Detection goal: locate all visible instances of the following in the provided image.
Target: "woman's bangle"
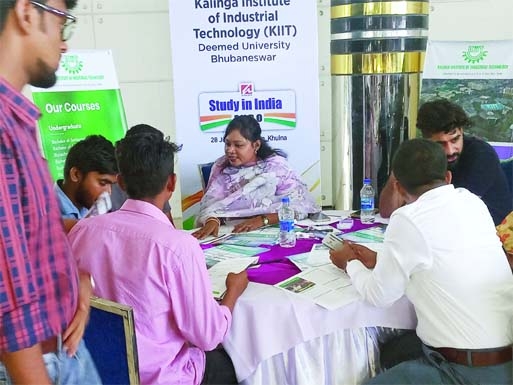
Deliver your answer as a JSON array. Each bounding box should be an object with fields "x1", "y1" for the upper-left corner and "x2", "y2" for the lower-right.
[{"x1": 206, "y1": 217, "x2": 221, "y2": 226}]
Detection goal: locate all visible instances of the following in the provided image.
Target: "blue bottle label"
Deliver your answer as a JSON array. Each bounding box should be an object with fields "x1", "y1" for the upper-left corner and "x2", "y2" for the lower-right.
[
  {"x1": 279, "y1": 220, "x2": 294, "y2": 232},
  {"x1": 361, "y1": 197, "x2": 374, "y2": 210}
]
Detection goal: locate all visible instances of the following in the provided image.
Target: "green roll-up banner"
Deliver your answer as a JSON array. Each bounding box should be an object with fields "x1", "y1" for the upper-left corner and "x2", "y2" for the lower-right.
[{"x1": 32, "y1": 49, "x2": 127, "y2": 180}]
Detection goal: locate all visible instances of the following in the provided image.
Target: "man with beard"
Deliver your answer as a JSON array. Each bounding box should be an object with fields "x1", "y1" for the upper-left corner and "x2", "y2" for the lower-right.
[
  {"x1": 55, "y1": 134, "x2": 118, "y2": 220},
  {"x1": 0, "y1": 1, "x2": 101, "y2": 383},
  {"x1": 379, "y1": 98, "x2": 511, "y2": 225}
]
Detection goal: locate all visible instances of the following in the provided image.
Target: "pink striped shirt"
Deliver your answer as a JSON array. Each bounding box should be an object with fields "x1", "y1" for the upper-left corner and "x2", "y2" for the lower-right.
[{"x1": 0, "y1": 78, "x2": 78, "y2": 352}]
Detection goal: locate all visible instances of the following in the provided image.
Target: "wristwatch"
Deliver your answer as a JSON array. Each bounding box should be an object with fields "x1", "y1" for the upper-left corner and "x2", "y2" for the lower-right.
[{"x1": 261, "y1": 215, "x2": 269, "y2": 226}]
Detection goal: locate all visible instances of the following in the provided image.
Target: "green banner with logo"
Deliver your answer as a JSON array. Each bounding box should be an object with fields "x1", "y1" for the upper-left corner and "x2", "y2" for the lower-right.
[
  {"x1": 31, "y1": 50, "x2": 127, "y2": 180},
  {"x1": 421, "y1": 40, "x2": 513, "y2": 158}
]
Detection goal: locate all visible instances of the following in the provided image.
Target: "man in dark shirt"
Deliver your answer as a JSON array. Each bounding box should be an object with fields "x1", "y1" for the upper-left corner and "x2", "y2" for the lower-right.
[{"x1": 380, "y1": 99, "x2": 511, "y2": 225}]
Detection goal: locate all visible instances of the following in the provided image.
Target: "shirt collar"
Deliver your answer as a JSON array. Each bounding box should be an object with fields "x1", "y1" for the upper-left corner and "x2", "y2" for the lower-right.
[
  {"x1": 0, "y1": 77, "x2": 41, "y2": 125},
  {"x1": 54, "y1": 180, "x2": 88, "y2": 219},
  {"x1": 119, "y1": 199, "x2": 171, "y2": 225}
]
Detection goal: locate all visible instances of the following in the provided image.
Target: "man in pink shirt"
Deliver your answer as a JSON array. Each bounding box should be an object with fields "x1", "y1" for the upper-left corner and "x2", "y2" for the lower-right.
[{"x1": 68, "y1": 129, "x2": 248, "y2": 385}]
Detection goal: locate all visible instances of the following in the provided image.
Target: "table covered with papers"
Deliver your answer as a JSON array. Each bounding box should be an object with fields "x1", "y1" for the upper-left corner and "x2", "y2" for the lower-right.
[{"x1": 201, "y1": 215, "x2": 417, "y2": 385}]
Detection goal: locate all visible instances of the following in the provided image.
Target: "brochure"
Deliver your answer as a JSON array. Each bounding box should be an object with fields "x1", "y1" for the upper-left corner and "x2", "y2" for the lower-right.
[
  {"x1": 208, "y1": 257, "x2": 258, "y2": 299},
  {"x1": 275, "y1": 264, "x2": 360, "y2": 310},
  {"x1": 204, "y1": 244, "x2": 268, "y2": 268},
  {"x1": 341, "y1": 225, "x2": 387, "y2": 243}
]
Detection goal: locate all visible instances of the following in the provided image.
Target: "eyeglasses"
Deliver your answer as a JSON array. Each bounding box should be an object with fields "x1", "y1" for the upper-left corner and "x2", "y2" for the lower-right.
[{"x1": 30, "y1": 1, "x2": 77, "y2": 42}]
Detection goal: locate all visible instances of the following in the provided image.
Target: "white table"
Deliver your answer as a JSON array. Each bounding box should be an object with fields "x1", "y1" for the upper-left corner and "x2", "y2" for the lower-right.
[{"x1": 223, "y1": 283, "x2": 416, "y2": 385}]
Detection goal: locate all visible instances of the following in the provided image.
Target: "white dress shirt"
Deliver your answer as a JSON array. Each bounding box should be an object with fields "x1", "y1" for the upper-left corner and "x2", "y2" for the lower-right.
[{"x1": 347, "y1": 184, "x2": 513, "y2": 349}]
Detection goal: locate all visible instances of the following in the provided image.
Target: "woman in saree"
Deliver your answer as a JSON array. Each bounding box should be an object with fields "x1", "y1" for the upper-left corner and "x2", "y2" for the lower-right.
[{"x1": 192, "y1": 115, "x2": 319, "y2": 239}]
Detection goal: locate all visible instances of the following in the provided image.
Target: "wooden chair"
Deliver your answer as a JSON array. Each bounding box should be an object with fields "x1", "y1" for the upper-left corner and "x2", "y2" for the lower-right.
[{"x1": 83, "y1": 297, "x2": 140, "y2": 385}]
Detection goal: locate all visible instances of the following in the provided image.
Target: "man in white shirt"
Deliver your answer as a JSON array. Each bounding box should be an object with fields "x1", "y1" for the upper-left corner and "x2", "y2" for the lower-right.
[{"x1": 330, "y1": 138, "x2": 513, "y2": 384}]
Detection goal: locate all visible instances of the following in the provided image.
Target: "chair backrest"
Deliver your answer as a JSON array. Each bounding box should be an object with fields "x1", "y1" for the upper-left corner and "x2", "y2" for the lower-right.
[
  {"x1": 84, "y1": 297, "x2": 140, "y2": 385},
  {"x1": 198, "y1": 162, "x2": 214, "y2": 191}
]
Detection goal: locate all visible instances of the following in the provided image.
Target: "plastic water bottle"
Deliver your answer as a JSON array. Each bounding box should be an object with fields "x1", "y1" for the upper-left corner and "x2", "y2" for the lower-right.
[
  {"x1": 278, "y1": 196, "x2": 296, "y2": 248},
  {"x1": 360, "y1": 178, "x2": 375, "y2": 224}
]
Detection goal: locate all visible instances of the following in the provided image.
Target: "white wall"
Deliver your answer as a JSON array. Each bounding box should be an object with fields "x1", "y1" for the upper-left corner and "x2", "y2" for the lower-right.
[{"x1": 67, "y1": 0, "x2": 513, "y2": 217}]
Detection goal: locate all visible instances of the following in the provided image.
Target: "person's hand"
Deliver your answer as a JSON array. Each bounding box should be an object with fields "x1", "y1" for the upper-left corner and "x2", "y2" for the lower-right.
[
  {"x1": 329, "y1": 242, "x2": 377, "y2": 270},
  {"x1": 221, "y1": 271, "x2": 249, "y2": 312},
  {"x1": 349, "y1": 243, "x2": 377, "y2": 269},
  {"x1": 232, "y1": 216, "x2": 263, "y2": 233},
  {"x1": 192, "y1": 218, "x2": 220, "y2": 239},
  {"x1": 225, "y1": 271, "x2": 249, "y2": 295},
  {"x1": 62, "y1": 272, "x2": 91, "y2": 356},
  {"x1": 329, "y1": 243, "x2": 357, "y2": 270}
]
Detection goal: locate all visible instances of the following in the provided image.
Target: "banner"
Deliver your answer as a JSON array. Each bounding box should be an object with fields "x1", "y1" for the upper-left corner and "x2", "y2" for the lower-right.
[
  {"x1": 32, "y1": 49, "x2": 127, "y2": 180},
  {"x1": 421, "y1": 40, "x2": 513, "y2": 158},
  {"x1": 169, "y1": 0, "x2": 321, "y2": 229}
]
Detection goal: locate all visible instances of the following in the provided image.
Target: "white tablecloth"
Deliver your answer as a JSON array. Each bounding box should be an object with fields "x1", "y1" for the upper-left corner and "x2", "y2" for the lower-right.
[{"x1": 223, "y1": 282, "x2": 416, "y2": 384}]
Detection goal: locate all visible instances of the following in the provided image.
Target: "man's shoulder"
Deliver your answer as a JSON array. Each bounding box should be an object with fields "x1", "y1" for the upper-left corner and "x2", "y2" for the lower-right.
[{"x1": 463, "y1": 135, "x2": 496, "y2": 154}]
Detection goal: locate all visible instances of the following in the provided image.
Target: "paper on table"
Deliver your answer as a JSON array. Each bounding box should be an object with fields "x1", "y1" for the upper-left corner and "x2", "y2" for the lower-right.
[
  {"x1": 274, "y1": 264, "x2": 360, "y2": 310},
  {"x1": 215, "y1": 232, "x2": 279, "y2": 247},
  {"x1": 209, "y1": 257, "x2": 258, "y2": 299},
  {"x1": 204, "y1": 244, "x2": 268, "y2": 268},
  {"x1": 341, "y1": 225, "x2": 387, "y2": 243},
  {"x1": 289, "y1": 244, "x2": 331, "y2": 271}
]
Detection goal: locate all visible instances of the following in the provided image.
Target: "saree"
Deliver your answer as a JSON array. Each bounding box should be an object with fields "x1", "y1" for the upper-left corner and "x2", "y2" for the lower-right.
[{"x1": 196, "y1": 155, "x2": 320, "y2": 226}]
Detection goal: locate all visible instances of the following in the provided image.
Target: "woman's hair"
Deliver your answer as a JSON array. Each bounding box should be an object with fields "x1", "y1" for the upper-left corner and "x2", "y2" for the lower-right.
[{"x1": 223, "y1": 115, "x2": 287, "y2": 160}]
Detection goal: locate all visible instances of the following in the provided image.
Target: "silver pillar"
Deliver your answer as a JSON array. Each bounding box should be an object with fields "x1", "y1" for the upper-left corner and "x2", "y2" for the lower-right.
[{"x1": 331, "y1": 1, "x2": 429, "y2": 209}]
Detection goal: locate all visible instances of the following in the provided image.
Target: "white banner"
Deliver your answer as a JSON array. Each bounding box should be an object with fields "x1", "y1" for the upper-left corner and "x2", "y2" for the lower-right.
[
  {"x1": 421, "y1": 40, "x2": 513, "y2": 158},
  {"x1": 169, "y1": 0, "x2": 321, "y2": 228}
]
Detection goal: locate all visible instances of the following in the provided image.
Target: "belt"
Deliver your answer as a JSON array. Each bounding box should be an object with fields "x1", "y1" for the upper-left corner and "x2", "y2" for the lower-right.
[
  {"x1": 430, "y1": 346, "x2": 512, "y2": 367},
  {"x1": 40, "y1": 336, "x2": 58, "y2": 355}
]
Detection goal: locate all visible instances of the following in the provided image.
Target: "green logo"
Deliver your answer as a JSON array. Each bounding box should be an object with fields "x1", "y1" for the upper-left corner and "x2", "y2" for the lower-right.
[
  {"x1": 462, "y1": 45, "x2": 488, "y2": 64},
  {"x1": 61, "y1": 55, "x2": 84, "y2": 75}
]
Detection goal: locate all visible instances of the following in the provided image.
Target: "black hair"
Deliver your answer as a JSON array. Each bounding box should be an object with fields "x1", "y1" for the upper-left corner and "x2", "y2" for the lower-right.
[
  {"x1": 224, "y1": 115, "x2": 286, "y2": 159},
  {"x1": 392, "y1": 138, "x2": 447, "y2": 195},
  {"x1": 417, "y1": 99, "x2": 472, "y2": 137},
  {"x1": 0, "y1": 1, "x2": 78, "y2": 33},
  {"x1": 63, "y1": 135, "x2": 117, "y2": 179},
  {"x1": 115, "y1": 132, "x2": 181, "y2": 200},
  {"x1": 125, "y1": 123, "x2": 164, "y2": 139}
]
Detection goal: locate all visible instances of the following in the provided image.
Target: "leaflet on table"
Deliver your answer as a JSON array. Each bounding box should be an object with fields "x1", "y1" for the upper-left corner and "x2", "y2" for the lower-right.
[
  {"x1": 208, "y1": 257, "x2": 258, "y2": 299},
  {"x1": 341, "y1": 225, "x2": 387, "y2": 243},
  {"x1": 274, "y1": 264, "x2": 360, "y2": 310},
  {"x1": 213, "y1": 231, "x2": 279, "y2": 247},
  {"x1": 204, "y1": 244, "x2": 269, "y2": 268},
  {"x1": 289, "y1": 243, "x2": 331, "y2": 271}
]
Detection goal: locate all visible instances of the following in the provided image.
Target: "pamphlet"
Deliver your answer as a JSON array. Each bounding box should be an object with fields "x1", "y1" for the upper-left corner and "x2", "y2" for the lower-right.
[
  {"x1": 214, "y1": 232, "x2": 279, "y2": 247},
  {"x1": 208, "y1": 257, "x2": 258, "y2": 299},
  {"x1": 341, "y1": 225, "x2": 387, "y2": 243},
  {"x1": 275, "y1": 264, "x2": 360, "y2": 310},
  {"x1": 204, "y1": 244, "x2": 268, "y2": 268},
  {"x1": 289, "y1": 244, "x2": 331, "y2": 271}
]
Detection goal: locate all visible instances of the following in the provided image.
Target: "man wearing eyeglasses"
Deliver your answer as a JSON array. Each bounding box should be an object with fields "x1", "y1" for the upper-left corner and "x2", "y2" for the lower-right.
[{"x1": 0, "y1": 1, "x2": 101, "y2": 384}]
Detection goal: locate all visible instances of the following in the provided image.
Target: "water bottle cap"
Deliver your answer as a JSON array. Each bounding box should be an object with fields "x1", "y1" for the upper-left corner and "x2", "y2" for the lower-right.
[
  {"x1": 281, "y1": 196, "x2": 290, "y2": 203},
  {"x1": 363, "y1": 178, "x2": 371, "y2": 184}
]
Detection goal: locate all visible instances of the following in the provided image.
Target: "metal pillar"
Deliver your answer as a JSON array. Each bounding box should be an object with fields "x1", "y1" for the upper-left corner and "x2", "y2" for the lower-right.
[{"x1": 331, "y1": 0, "x2": 429, "y2": 209}]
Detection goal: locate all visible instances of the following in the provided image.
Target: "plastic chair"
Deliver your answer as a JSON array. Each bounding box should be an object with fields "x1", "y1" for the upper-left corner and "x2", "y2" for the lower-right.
[{"x1": 83, "y1": 297, "x2": 140, "y2": 385}]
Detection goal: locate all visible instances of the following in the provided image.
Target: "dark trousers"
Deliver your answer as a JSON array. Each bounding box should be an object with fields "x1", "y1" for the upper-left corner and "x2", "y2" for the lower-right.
[
  {"x1": 202, "y1": 347, "x2": 238, "y2": 385},
  {"x1": 380, "y1": 329, "x2": 424, "y2": 369}
]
